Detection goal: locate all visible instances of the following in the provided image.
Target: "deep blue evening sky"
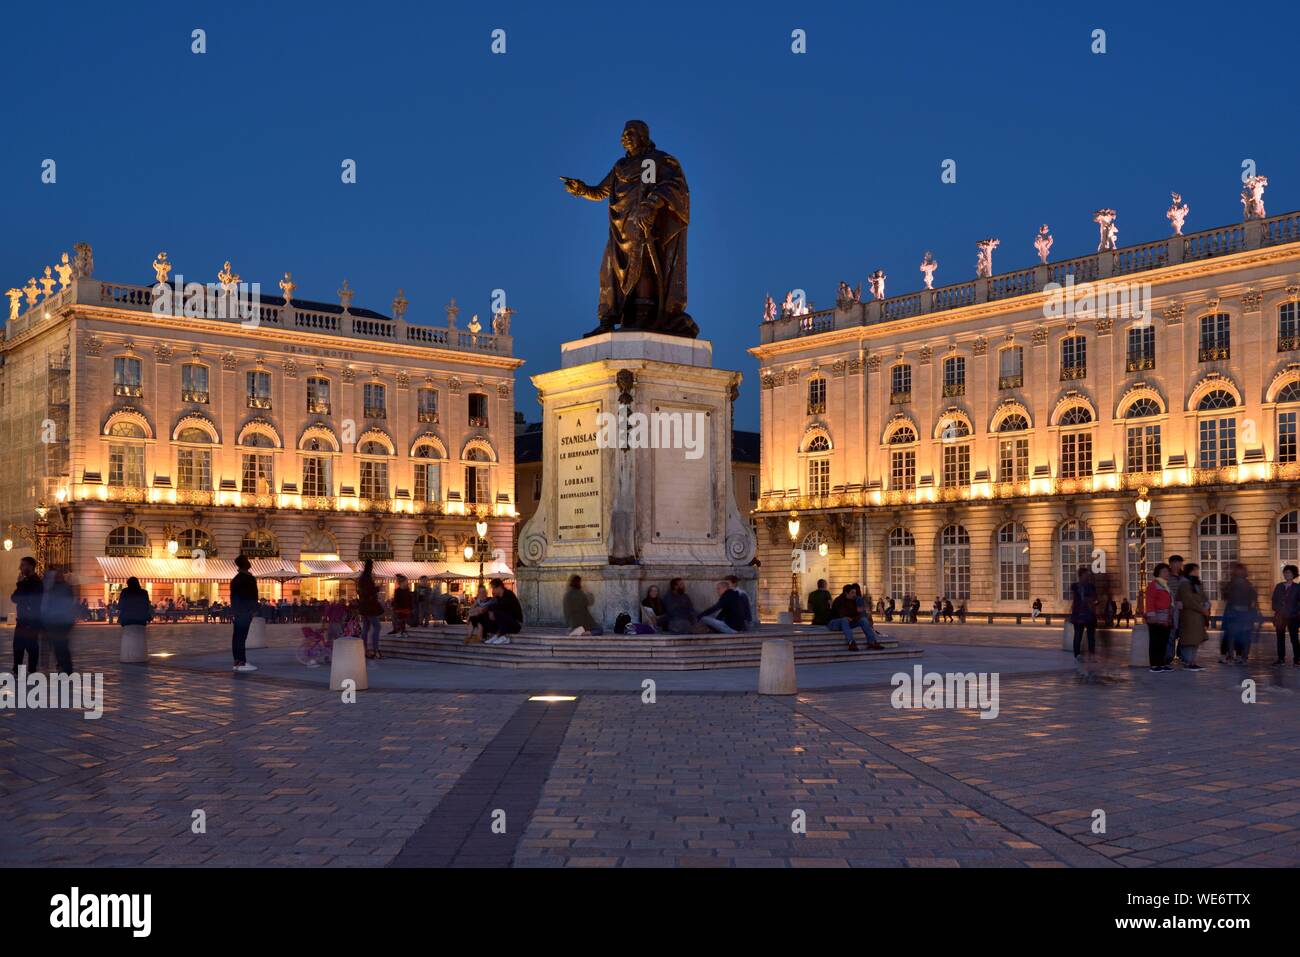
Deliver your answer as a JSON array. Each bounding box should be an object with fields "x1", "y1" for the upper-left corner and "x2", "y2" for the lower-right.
[{"x1": 4, "y1": 1, "x2": 1297, "y2": 430}]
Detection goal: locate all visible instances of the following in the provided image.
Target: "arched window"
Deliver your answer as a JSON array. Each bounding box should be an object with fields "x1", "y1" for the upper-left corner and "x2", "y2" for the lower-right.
[
  {"x1": 1058, "y1": 520, "x2": 1093, "y2": 600},
  {"x1": 241, "y1": 431, "x2": 275, "y2": 448},
  {"x1": 240, "y1": 528, "x2": 278, "y2": 558},
  {"x1": 938, "y1": 417, "x2": 971, "y2": 488},
  {"x1": 997, "y1": 414, "x2": 1030, "y2": 483},
  {"x1": 940, "y1": 525, "x2": 971, "y2": 600},
  {"x1": 1058, "y1": 407, "x2": 1093, "y2": 479},
  {"x1": 413, "y1": 443, "x2": 443, "y2": 503},
  {"x1": 888, "y1": 425, "x2": 916, "y2": 490},
  {"x1": 358, "y1": 440, "x2": 389, "y2": 456},
  {"x1": 1279, "y1": 511, "x2": 1300, "y2": 569},
  {"x1": 1197, "y1": 389, "x2": 1236, "y2": 411},
  {"x1": 1124, "y1": 518, "x2": 1163, "y2": 601},
  {"x1": 1197, "y1": 391, "x2": 1237, "y2": 468},
  {"x1": 1125, "y1": 398, "x2": 1161, "y2": 419},
  {"x1": 176, "y1": 426, "x2": 213, "y2": 491},
  {"x1": 358, "y1": 532, "x2": 392, "y2": 560},
  {"x1": 301, "y1": 528, "x2": 338, "y2": 556},
  {"x1": 413, "y1": 534, "x2": 444, "y2": 561},
  {"x1": 806, "y1": 435, "x2": 831, "y2": 452},
  {"x1": 106, "y1": 525, "x2": 149, "y2": 557},
  {"x1": 997, "y1": 523, "x2": 1029, "y2": 602},
  {"x1": 108, "y1": 420, "x2": 146, "y2": 438},
  {"x1": 1198, "y1": 514, "x2": 1239, "y2": 600},
  {"x1": 1125, "y1": 400, "x2": 1162, "y2": 473},
  {"x1": 888, "y1": 528, "x2": 916, "y2": 601},
  {"x1": 176, "y1": 427, "x2": 212, "y2": 443},
  {"x1": 1277, "y1": 383, "x2": 1300, "y2": 465},
  {"x1": 177, "y1": 528, "x2": 216, "y2": 559}
]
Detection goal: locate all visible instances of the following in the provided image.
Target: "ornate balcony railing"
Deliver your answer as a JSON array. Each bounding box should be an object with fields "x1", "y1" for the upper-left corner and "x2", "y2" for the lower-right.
[
  {"x1": 757, "y1": 210, "x2": 1300, "y2": 346},
  {"x1": 890, "y1": 390, "x2": 911, "y2": 405},
  {"x1": 1198, "y1": 346, "x2": 1230, "y2": 362},
  {"x1": 942, "y1": 383, "x2": 965, "y2": 397},
  {"x1": 307, "y1": 400, "x2": 331, "y2": 415},
  {"x1": 418, "y1": 410, "x2": 439, "y2": 423},
  {"x1": 113, "y1": 383, "x2": 142, "y2": 397},
  {"x1": 1278, "y1": 335, "x2": 1300, "y2": 353},
  {"x1": 998, "y1": 374, "x2": 1023, "y2": 390},
  {"x1": 806, "y1": 402, "x2": 826, "y2": 415},
  {"x1": 1061, "y1": 365, "x2": 1087, "y2": 381},
  {"x1": 182, "y1": 389, "x2": 209, "y2": 403},
  {"x1": 364, "y1": 406, "x2": 387, "y2": 419},
  {"x1": 1125, "y1": 356, "x2": 1156, "y2": 373},
  {"x1": 246, "y1": 396, "x2": 272, "y2": 410}
]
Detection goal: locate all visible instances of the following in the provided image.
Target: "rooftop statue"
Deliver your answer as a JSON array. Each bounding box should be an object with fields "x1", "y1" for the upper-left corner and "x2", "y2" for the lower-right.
[
  {"x1": 1166, "y1": 193, "x2": 1189, "y2": 235},
  {"x1": 562, "y1": 120, "x2": 697, "y2": 338}
]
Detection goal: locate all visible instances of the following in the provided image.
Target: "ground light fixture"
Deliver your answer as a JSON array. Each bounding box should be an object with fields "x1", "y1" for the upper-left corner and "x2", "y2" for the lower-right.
[{"x1": 528, "y1": 695, "x2": 578, "y2": 702}]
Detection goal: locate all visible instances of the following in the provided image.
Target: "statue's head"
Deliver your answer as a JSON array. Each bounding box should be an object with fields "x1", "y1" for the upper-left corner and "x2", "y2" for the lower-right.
[{"x1": 621, "y1": 120, "x2": 652, "y2": 154}]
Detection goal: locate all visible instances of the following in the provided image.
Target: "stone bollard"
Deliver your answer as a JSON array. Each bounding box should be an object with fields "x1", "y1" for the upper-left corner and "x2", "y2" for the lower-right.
[
  {"x1": 330, "y1": 637, "x2": 369, "y2": 691},
  {"x1": 244, "y1": 616, "x2": 268, "y2": 649},
  {"x1": 1129, "y1": 623, "x2": 1151, "y2": 667},
  {"x1": 775, "y1": 611, "x2": 793, "y2": 625},
  {"x1": 758, "y1": 639, "x2": 796, "y2": 695},
  {"x1": 120, "y1": 625, "x2": 148, "y2": 663}
]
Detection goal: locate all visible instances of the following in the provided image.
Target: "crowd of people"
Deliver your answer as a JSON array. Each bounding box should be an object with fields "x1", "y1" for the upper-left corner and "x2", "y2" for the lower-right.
[{"x1": 562, "y1": 575, "x2": 755, "y2": 637}]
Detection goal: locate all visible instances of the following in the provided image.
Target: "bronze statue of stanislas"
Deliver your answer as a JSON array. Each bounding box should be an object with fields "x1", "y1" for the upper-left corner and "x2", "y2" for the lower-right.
[{"x1": 562, "y1": 120, "x2": 698, "y2": 339}]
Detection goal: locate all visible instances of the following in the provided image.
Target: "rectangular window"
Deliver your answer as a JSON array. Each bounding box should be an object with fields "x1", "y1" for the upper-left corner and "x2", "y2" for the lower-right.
[
  {"x1": 177, "y1": 448, "x2": 212, "y2": 490},
  {"x1": 998, "y1": 438, "x2": 1028, "y2": 482},
  {"x1": 998, "y1": 347, "x2": 1023, "y2": 389},
  {"x1": 808, "y1": 458, "x2": 830, "y2": 496},
  {"x1": 891, "y1": 365, "x2": 912, "y2": 404},
  {"x1": 1280, "y1": 302, "x2": 1300, "y2": 352},
  {"x1": 108, "y1": 445, "x2": 144, "y2": 487},
  {"x1": 748, "y1": 473, "x2": 758, "y2": 503},
  {"x1": 241, "y1": 453, "x2": 274, "y2": 495},
  {"x1": 1198, "y1": 417, "x2": 1236, "y2": 467},
  {"x1": 890, "y1": 449, "x2": 916, "y2": 490},
  {"x1": 246, "y1": 370, "x2": 272, "y2": 409},
  {"x1": 359, "y1": 460, "x2": 388, "y2": 500},
  {"x1": 1126, "y1": 326, "x2": 1156, "y2": 372},
  {"x1": 1061, "y1": 337, "x2": 1087, "y2": 380},
  {"x1": 113, "y1": 357, "x2": 142, "y2": 397},
  {"x1": 942, "y1": 358, "x2": 965, "y2": 397},
  {"x1": 807, "y1": 378, "x2": 826, "y2": 414},
  {"x1": 1199, "y1": 314, "x2": 1230, "y2": 361},
  {"x1": 181, "y1": 364, "x2": 209, "y2": 403},
  {"x1": 1125, "y1": 425, "x2": 1162, "y2": 472},
  {"x1": 1060, "y1": 431, "x2": 1093, "y2": 478},
  {"x1": 465, "y1": 465, "x2": 490, "y2": 503},
  {"x1": 302, "y1": 456, "x2": 331, "y2": 497},
  {"x1": 307, "y1": 377, "x2": 331, "y2": 415},
  {"x1": 364, "y1": 382, "x2": 387, "y2": 419},
  {"x1": 468, "y1": 392, "x2": 489, "y2": 427},
  {"x1": 1280, "y1": 411, "x2": 1298, "y2": 464},
  {"x1": 418, "y1": 388, "x2": 439, "y2": 423},
  {"x1": 941, "y1": 444, "x2": 970, "y2": 487},
  {"x1": 414, "y1": 462, "x2": 441, "y2": 503}
]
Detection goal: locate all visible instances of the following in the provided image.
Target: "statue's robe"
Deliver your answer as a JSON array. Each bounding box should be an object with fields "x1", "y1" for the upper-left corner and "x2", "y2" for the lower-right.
[{"x1": 576, "y1": 147, "x2": 693, "y2": 336}]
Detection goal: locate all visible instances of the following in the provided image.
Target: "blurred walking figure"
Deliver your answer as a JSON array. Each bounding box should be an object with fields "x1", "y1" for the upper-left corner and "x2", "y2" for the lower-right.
[
  {"x1": 11, "y1": 556, "x2": 42, "y2": 672},
  {"x1": 389, "y1": 575, "x2": 413, "y2": 635},
  {"x1": 1270, "y1": 565, "x2": 1300, "y2": 665},
  {"x1": 1173, "y1": 563, "x2": 1208, "y2": 671},
  {"x1": 1221, "y1": 563, "x2": 1259, "y2": 665},
  {"x1": 1069, "y1": 566, "x2": 1098, "y2": 661},
  {"x1": 356, "y1": 559, "x2": 384, "y2": 659},
  {"x1": 41, "y1": 569, "x2": 78, "y2": 675}
]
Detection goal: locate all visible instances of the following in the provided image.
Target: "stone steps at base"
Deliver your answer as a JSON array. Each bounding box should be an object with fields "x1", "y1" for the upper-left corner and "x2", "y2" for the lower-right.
[{"x1": 377, "y1": 631, "x2": 921, "y2": 670}]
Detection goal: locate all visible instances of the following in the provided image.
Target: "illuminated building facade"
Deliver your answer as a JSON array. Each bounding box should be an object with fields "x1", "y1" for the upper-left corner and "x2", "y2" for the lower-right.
[
  {"x1": 751, "y1": 206, "x2": 1300, "y2": 618},
  {"x1": 0, "y1": 245, "x2": 522, "y2": 609}
]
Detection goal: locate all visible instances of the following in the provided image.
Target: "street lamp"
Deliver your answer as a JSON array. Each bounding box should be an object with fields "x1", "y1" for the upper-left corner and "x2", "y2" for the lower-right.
[
  {"x1": 2, "y1": 539, "x2": 11, "y2": 552},
  {"x1": 787, "y1": 513, "x2": 802, "y2": 623},
  {"x1": 167, "y1": 539, "x2": 180, "y2": 556},
  {"x1": 1134, "y1": 487, "x2": 1151, "y2": 617}
]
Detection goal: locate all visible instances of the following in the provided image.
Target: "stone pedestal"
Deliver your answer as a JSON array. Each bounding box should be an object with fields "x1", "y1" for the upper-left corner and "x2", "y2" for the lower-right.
[
  {"x1": 120, "y1": 625, "x2": 148, "y2": 663},
  {"x1": 758, "y1": 639, "x2": 797, "y2": 695},
  {"x1": 330, "y1": 637, "x2": 369, "y2": 691},
  {"x1": 244, "y1": 616, "x2": 268, "y2": 649},
  {"x1": 516, "y1": 332, "x2": 757, "y2": 626}
]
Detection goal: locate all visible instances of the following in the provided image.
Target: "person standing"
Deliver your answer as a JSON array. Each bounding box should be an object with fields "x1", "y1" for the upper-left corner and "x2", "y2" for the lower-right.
[
  {"x1": 726, "y1": 576, "x2": 754, "y2": 629},
  {"x1": 118, "y1": 577, "x2": 153, "y2": 630},
  {"x1": 415, "y1": 575, "x2": 433, "y2": 627},
  {"x1": 1174, "y1": 563, "x2": 1208, "y2": 670},
  {"x1": 1144, "y1": 563, "x2": 1174, "y2": 673},
  {"x1": 230, "y1": 554, "x2": 259, "y2": 672},
  {"x1": 1069, "y1": 566, "x2": 1098, "y2": 660},
  {"x1": 356, "y1": 559, "x2": 384, "y2": 659},
  {"x1": 1164, "y1": 554, "x2": 1186, "y2": 666},
  {"x1": 1221, "y1": 563, "x2": 1259, "y2": 664},
  {"x1": 1119, "y1": 598, "x2": 1132, "y2": 627},
  {"x1": 41, "y1": 569, "x2": 78, "y2": 675},
  {"x1": 11, "y1": 556, "x2": 43, "y2": 672},
  {"x1": 1270, "y1": 565, "x2": 1300, "y2": 666}
]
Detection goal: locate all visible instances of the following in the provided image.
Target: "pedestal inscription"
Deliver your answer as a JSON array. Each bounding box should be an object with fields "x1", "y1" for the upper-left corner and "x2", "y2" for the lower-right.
[{"x1": 556, "y1": 402, "x2": 603, "y2": 542}]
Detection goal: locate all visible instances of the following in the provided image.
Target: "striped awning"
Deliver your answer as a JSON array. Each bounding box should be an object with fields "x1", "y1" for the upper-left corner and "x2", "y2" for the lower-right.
[
  {"x1": 366, "y1": 561, "x2": 445, "y2": 580},
  {"x1": 300, "y1": 560, "x2": 356, "y2": 578},
  {"x1": 97, "y1": 556, "x2": 302, "y2": 583}
]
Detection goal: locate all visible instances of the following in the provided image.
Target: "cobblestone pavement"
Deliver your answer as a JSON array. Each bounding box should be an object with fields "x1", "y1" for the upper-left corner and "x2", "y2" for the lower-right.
[{"x1": 2, "y1": 624, "x2": 1298, "y2": 867}]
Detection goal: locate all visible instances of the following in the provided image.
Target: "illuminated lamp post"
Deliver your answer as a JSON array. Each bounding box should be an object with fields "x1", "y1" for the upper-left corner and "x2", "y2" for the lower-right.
[
  {"x1": 787, "y1": 513, "x2": 802, "y2": 623},
  {"x1": 1134, "y1": 487, "x2": 1151, "y2": 617}
]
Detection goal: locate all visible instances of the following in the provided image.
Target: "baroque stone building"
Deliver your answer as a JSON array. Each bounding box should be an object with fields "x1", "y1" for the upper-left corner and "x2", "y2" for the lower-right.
[
  {"x1": 0, "y1": 246, "x2": 522, "y2": 612},
  {"x1": 751, "y1": 205, "x2": 1300, "y2": 619}
]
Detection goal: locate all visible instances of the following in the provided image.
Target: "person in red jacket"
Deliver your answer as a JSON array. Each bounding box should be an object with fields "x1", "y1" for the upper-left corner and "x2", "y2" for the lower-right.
[{"x1": 1144, "y1": 562, "x2": 1174, "y2": 673}]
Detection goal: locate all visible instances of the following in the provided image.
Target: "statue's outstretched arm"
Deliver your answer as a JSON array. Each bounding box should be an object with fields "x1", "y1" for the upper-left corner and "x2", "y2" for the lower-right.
[{"x1": 563, "y1": 168, "x2": 614, "y2": 201}]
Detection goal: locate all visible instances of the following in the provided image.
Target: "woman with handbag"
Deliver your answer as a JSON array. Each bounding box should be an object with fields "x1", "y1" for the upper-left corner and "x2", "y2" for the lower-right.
[{"x1": 1144, "y1": 563, "x2": 1174, "y2": 673}]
